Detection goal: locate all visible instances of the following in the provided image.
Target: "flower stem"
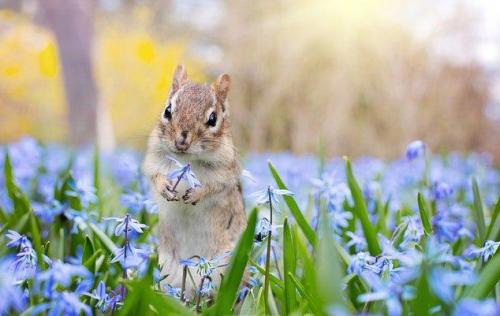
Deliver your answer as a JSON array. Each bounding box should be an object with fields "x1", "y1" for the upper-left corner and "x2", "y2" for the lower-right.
[
  {"x1": 263, "y1": 186, "x2": 273, "y2": 315},
  {"x1": 170, "y1": 164, "x2": 190, "y2": 192},
  {"x1": 120, "y1": 215, "x2": 130, "y2": 300},
  {"x1": 181, "y1": 265, "x2": 188, "y2": 302},
  {"x1": 196, "y1": 276, "x2": 210, "y2": 312}
]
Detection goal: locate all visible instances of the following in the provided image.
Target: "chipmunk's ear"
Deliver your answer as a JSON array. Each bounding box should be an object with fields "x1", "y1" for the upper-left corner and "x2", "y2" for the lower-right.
[
  {"x1": 171, "y1": 64, "x2": 188, "y2": 95},
  {"x1": 212, "y1": 74, "x2": 230, "y2": 109}
]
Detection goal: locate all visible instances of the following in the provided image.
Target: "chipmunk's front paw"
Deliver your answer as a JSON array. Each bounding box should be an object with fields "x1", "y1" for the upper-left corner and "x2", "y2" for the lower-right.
[
  {"x1": 160, "y1": 183, "x2": 179, "y2": 201},
  {"x1": 182, "y1": 187, "x2": 203, "y2": 205}
]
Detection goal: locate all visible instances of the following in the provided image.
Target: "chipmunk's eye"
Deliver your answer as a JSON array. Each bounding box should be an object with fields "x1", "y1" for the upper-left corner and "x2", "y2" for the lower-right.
[
  {"x1": 164, "y1": 104, "x2": 172, "y2": 120},
  {"x1": 207, "y1": 112, "x2": 217, "y2": 127}
]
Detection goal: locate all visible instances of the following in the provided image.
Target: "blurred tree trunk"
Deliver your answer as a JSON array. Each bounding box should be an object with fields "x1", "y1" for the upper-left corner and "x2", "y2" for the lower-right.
[{"x1": 38, "y1": 0, "x2": 97, "y2": 145}]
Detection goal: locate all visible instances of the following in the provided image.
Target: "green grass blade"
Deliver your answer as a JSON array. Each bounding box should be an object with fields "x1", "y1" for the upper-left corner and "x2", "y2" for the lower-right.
[
  {"x1": 93, "y1": 145, "x2": 104, "y2": 218},
  {"x1": 412, "y1": 261, "x2": 436, "y2": 316},
  {"x1": 82, "y1": 235, "x2": 95, "y2": 263},
  {"x1": 0, "y1": 205, "x2": 7, "y2": 223},
  {"x1": 472, "y1": 178, "x2": 486, "y2": 243},
  {"x1": 268, "y1": 161, "x2": 317, "y2": 247},
  {"x1": 344, "y1": 158, "x2": 382, "y2": 256},
  {"x1": 0, "y1": 212, "x2": 30, "y2": 236},
  {"x1": 89, "y1": 222, "x2": 119, "y2": 255},
  {"x1": 29, "y1": 211, "x2": 44, "y2": 267},
  {"x1": 391, "y1": 221, "x2": 409, "y2": 249},
  {"x1": 465, "y1": 252, "x2": 500, "y2": 299},
  {"x1": 121, "y1": 279, "x2": 194, "y2": 315},
  {"x1": 283, "y1": 218, "x2": 297, "y2": 314},
  {"x1": 83, "y1": 249, "x2": 104, "y2": 273},
  {"x1": 316, "y1": 201, "x2": 347, "y2": 313},
  {"x1": 4, "y1": 151, "x2": 31, "y2": 216},
  {"x1": 212, "y1": 208, "x2": 257, "y2": 315},
  {"x1": 486, "y1": 197, "x2": 500, "y2": 241},
  {"x1": 239, "y1": 290, "x2": 258, "y2": 315},
  {"x1": 417, "y1": 192, "x2": 433, "y2": 236},
  {"x1": 249, "y1": 259, "x2": 284, "y2": 288},
  {"x1": 288, "y1": 273, "x2": 322, "y2": 315}
]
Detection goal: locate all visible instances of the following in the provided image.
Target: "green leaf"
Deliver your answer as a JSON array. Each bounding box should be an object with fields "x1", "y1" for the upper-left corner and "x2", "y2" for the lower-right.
[
  {"x1": 83, "y1": 249, "x2": 104, "y2": 272},
  {"x1": 283, "y1": 218, "x2": 297, "y2": 314},
  {"x1": 239, "y1": 290, "x2": 258, "y2": 315},
  {"x1": 3, "y1": 151, "x2": 31, "y2": 216},
  {"x1": 268, "y1": 161, "x2": 317, "y2": 247},
  {"x1": 29, "y1": 211, "x2": 44, "y2": 266},
  {"x1": 89, "y1": 222, "x2": 119, "y2": 255},
  {"x1": 249, "y1": 259, "x2": 284, "y2": 288},
  {"x1": 316, "y1": 201, "x2": 348, "y2": 313},
  {"x1": 82, "y1": 235, "x2": 95, "y2": 263},
  {"x1": 121, "y1": 279, "x2": 193, "y2": 315},
  {"x1": 0, "y1": 205, "x2": 7, "y2": 223},
  {"x1": 57, "y1": 227, "x2": 65, "y2": 259},
  {"x1": 212, "y1": 208, "x2": 258, "y2": 315},
  {"x1": 472, "y1": 178, "x2": 486, "y2": 244},
  {"x1": 412, "y1": 261, "x2": 436, "y2": 316},
  {"x1": 0, "y1": 212, "x2": 30, "y2": 236},
  {"x1": 344, "y1": 158, "x2": 381, "y2": 256},
  {"x1": 93, "y1": 146, "x2": 104, "y2": 218},
  {"x1": 465, "y1": 252, "x2": 500, "y2": 299},
  {"x1": 391, "y1": 221, "x2": 409, "y2": 249},
  {"x1": 417, "y1": 193, "x2": 433, "y2": 236},
  {"x1": 288, "y1": 273, "x2": 322, "y2": 316},
  {"x1": 486, "y1": 197, "x2": 500, "y2": 241}
]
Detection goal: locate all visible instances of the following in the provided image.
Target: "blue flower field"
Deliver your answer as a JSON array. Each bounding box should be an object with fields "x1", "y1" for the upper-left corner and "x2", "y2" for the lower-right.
[{"x1": 0, "y1": 137, "x2": 499, "y2": 315}]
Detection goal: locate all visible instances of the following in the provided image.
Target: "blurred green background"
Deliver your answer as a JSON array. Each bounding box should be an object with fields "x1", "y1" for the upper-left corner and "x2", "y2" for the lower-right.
[{"x1": 0, "y1": 0, "x2": 499, "y2": 161}]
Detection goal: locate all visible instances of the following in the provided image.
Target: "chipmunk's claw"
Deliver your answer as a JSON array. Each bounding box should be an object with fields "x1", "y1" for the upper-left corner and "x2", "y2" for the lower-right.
[
  {"x1": 161, "y1": 184, "x2": 179, "y2": 201},
  {"x1": 182, "y1": 188, "x2": 202, "y2": 205}
]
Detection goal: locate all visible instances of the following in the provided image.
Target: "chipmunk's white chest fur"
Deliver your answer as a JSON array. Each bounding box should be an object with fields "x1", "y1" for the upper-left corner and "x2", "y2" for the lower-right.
[{"x1": 152, "y1": 161, "x2": 231, "y2": 289}]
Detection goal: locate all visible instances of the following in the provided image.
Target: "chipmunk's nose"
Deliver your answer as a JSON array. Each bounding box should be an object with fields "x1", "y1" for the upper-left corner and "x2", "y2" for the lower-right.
[{"x1": 175, "y1": 130, "x2": 191, "y2": 151}]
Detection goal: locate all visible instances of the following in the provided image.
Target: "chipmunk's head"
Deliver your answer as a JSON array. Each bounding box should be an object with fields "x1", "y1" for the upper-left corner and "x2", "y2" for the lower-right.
[{"x1": 158, "y1": 65, "x2": 231, "y2": 157}]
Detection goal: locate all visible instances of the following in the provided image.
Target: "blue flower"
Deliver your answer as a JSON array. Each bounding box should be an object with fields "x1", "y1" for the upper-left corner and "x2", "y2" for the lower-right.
[
  {"x1": 106, "y1": 214, "x2": 148, "y2": 236},
  {"x1": 179, "y1": 257, "x2": 198, "y2": 267},
  {"x1": 32, "y1": 291, "x2": 92, "y2": 316},
  {"x1": 179, "y1": 252, "x2": 231, "y2": 277},
  {"x1": 111, "y1": 242, "x2": 148, "y2": 269},
  {"x1": 10, "y1": 246, "x2": 37, "y2": 282},
  {"x1": 35, "y1": 261, "x2": 92, "y2": 298},
  {"x1": 199, "y1": 277, "x2": 215, "y2": 296},
  {"x1": 63, "y1": 209, "x2": 93, "y2": 234},
  {"x1": 5, "y1": 230, "x2": 32, "y2": 249},
  {"x1": 453, "y1": 298, "x2": 498, "y2": 316},
  {"x1": 33, "y1": 200, "x2": 66, "y2": 223},
  {"x1": 109, "y1": 150, "x2": 141, "y2": 187},
  {"x1": 429, "y1": 268, "x2": 476, "y2": 303},
  {"x1": 0, "y1": 261, "x2": 25, "y2": 314},
  {"x1": 163, "y1": 283, "x2": 182, "y2": 299},
  {"x1": 255, "y1": 217, "x2": 272, "y2": 242},
  {"x1": 358, "y1": 272, "x2": 413, "y2": 316},
  {"x1": 464, "y1": 240, "x2": 499, "y2": 262},
  {"x1": 432, "y1": 181, "x2": 453, "y2": 200},
  {"x1": 120, "y1": 191, "x2": 157, "y2": 214},
  {"x1": 329, "y1": 209, "x2": 353, "y2": 232},
  {"x1": 405, "y1": 140, "x2": 426, "y2": 161},
  {"x1": 433, "y1": 212, "x2": 473, "y2": 243},
  {"x1": 347, "y1": 252, "x2": 378, "y2": 275},
  {"x1": 400, "y1": 216, "x2": 424, "y2": 249},
  {"x1": 83, "y1": 280, "x2": 119, "y2": 312},
  {"x1": 250, "y1": 186, "x2": 294, "y2": 213},
  {"x1": 65, "y1": 177, "x2": 97, "y2": 208},
  {"x1": 345, "y1": 232, "x2": 366, "y2": 252},
  {"x1": 166, "y1": 156, "x2": 201, "y2": 189}
]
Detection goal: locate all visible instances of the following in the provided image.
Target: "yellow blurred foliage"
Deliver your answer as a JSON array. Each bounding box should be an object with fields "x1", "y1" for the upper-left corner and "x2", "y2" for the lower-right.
[{"x1": 0, "y1": 8, "x2": 205, "y2": 146}]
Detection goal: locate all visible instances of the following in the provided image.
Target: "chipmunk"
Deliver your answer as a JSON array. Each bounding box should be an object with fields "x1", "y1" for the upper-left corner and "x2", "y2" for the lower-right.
[{"x1": 143, "y1": 65, "x2": 246, "y2": 296}]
